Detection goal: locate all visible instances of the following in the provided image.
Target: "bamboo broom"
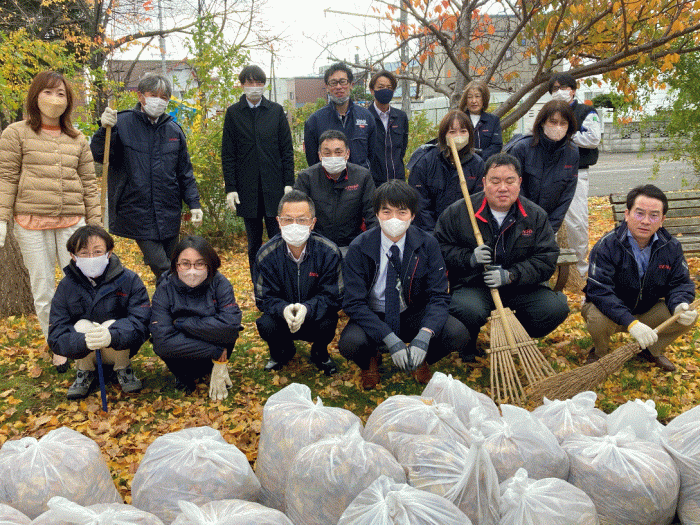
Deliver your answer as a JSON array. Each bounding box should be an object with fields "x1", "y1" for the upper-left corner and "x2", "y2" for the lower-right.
[
  {"x1": 526, "y1": 297, "x2": 700, "y2": 406},
  {"x1": 448, "y1": 138, "x2": 555, "y2": 405}
]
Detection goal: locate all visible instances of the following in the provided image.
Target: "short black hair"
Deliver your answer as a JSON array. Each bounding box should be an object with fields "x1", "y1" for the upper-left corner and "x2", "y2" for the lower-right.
[
  {"x1": 318, "y1": 129, "x2": 349, "y2": 150},
  {"x1": 369, "y1": 70, "x2": 397, "y2": 90},
  {"x1": 277, "y1": 189, "x2": 316, "y2": 217},
  {"x1": 66, "y1": 225, "x2": 114, "y2": 254},
  {"x1": 626, "y1": 184, "x2": 668, "y2": 215},
  {"x1": 239, "y1": 65, "x2": 266, "y2": 85},
  {"x1": 485, "y1": 152, "x2": 522, "y2": 178},
  {"x1": 324, "y1": 63, "x2": 354, "y2": 85},
  {"x1": 170, "y1": 235, "x2": 221, "y2": 281},
  {"x1": 548, "y1": 73, "x2": 577, "y2": 94},
  {"x1": 373, "y1": 179, "x2": 419, "y2": 216}
]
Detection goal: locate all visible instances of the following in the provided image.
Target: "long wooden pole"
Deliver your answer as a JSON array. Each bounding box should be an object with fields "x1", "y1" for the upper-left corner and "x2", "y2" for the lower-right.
[{"x1": 100, "y1": 120, "x2": 112, "y2": 228}]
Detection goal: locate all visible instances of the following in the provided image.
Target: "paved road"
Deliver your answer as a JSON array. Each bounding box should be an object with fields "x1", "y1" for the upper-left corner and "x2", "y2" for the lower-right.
[{"x1": 588, "y1": 151, "x2": 695, "y2": 197}]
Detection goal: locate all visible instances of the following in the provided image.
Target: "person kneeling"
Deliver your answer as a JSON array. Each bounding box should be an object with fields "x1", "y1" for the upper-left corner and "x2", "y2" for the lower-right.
[
  {"x1": 254, "y1": 190, "x2": 342, "y2": 375},
  {"x1": 150, "y1": 236, "x2": 242, "y2": 399},
  {"x1": 339, "y1": 180, "x2": 469, "y2": 389},
  {"x1": 49, "y1": 225, "x2": 150, "y2": 400}
]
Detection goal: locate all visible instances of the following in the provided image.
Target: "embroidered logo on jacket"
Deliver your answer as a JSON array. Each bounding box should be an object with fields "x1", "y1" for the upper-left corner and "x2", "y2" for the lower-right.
[
  {"x1": 521, "y1": 228, "x2": 533, "y2": 237},
  {"x1": 309, "y1": 272, "x2": 318, "y2": 277},
  {"x1": 345, "y1": 184, "x2": 359, "y2": 191},
  {"x1": 658, "y1": 264, "x2": 671, "y2": 270}
]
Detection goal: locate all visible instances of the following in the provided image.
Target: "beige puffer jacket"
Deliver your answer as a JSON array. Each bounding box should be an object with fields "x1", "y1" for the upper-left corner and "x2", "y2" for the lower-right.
[{"x1": 0, "y1": 120, "x2": 100, "y2": 224}]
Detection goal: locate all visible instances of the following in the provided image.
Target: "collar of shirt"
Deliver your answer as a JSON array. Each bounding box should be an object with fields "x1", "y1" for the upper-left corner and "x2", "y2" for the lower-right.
[
  {"x1": 626, "y1": 229, "x2": 657, "y2": 275},
  {"x1": 246, "y1": 98, "x2": 262, "y2": 109},
  {"x1": 324, "y1": 168, "x2": 348, "y2": 183},
  {"x1": 374, "y1": 102, "x2": 390, "y2": 130},
  {"x1": 285, "y1": 242, "x2": 308, "y2": 264},
  {"x1": 380, "y1": 230, "x2": 406, "y2": 260}
]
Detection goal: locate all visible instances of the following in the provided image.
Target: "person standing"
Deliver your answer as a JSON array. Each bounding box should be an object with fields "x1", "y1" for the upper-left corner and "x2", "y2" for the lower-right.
[
  {"x1": 304, "y1": 62, "x2": 376, "y2": 170},
  {"x1": 459, "y1": 81, "x2": 503, "y2": 162},
  {"x1": 91, "y1": 74, "x2": 203, "y2": 282},
  {"x1": 548, "y1": 73, "x2": 601, "y2": 277},
  {"x1": 0, "y1": 70, "x2": 101, "y2": 372},
  {"x1": 368, "y1": 70, "x2": 409, "y2": 186},
  {"x1": 222, "y1": 65, "x2": 295, "y2": 280}
]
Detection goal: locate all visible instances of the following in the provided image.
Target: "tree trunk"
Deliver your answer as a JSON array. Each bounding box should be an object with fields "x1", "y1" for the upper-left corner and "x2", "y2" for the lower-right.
[{"x1": 0, "y1": 220, "x2": 35, "y2": 317}]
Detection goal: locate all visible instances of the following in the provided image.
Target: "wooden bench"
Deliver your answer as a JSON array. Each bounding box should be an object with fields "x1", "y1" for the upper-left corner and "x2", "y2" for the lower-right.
[{"x1": 609, "y1": 190, "x2": 700, "y2": 255}]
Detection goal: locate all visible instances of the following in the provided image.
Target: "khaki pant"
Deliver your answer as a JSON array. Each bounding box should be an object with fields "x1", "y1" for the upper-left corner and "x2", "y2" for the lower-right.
[
  {"x1": 581, "y1": 300, "x2": 694, "y2": 357},
  {"x1": 73, "y1": 319, "x2": 130, "y2": 371}
]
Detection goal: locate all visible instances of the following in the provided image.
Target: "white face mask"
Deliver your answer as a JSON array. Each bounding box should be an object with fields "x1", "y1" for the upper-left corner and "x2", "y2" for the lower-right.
[
  {"x1": 543, "y1": 124, "x2": 568, "y2": 142},
  {"x1": 38, "y1": 96, "x2": 68, "y2": 120},
  {"x1": 244, "y1": 86, "x2": 265, "y2": 102},
  {"x1": 380, "y1": 217, "x2": 410, "y2": 239},
  {"x1": 321, "y1": 156, "x2": 347, "y2": 174},
  {"x1": 451, "y1": 134, "x2": 470, "y2": 149},
  {"x1": 142, "y1": 96, "x2": 168, "y2": 119},
  {"x1": 280, "y1": 223, "x2": 311, "y2": 247},
  {"x1": 75, "y1": 254, "x2": 110, "y2": 279},
  {"x1": 178, "y1": 267, "x2": 208, "y2": 288},
  {"x1": 551, "y1": 89, "x2": 573, "y2": 103}
]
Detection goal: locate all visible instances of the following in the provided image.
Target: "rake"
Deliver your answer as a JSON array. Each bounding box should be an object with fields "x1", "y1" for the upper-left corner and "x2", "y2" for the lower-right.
[
  {"x1": 526, "y1": 298, "x2": 700, "y2": 406},
  {"x1": 449, "y1": 138, "x2": 555, "y2": 404}
]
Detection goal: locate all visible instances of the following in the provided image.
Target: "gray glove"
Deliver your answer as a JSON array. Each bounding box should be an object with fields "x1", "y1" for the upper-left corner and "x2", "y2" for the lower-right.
[
  {"x1": 470, "y1": 244, "x2": 493, "y2": 267},
  {"x1": 409, "y1": 329, "x2": 432, "y2": 370},
  {"x1": 101, "y1": 107, "x2": 117, "y2": 127},
  {"x1": 483, "y1": 264, "x2": 511, "y2": 288},
  {"x1": 384, "y1": 332, "x2": 410, "y2": 371}
]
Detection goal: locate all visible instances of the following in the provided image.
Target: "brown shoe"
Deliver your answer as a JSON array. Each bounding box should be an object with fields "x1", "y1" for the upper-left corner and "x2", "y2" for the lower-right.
[
  {"x1": 584, "y1": 348, "x2": 600, "y2": 365},
  {"x1": 412, "y1": 362, "x2": 433, "y2": 385},
  {"x1": 361, "y1": 355, "x2": 380, "y2": 390},
  {"x1": 639, "y1": 349, "x2": 676, "y2": 372}
]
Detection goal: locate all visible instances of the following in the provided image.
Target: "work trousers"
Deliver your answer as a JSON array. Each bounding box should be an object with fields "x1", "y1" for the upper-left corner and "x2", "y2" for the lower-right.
[
  {"x1": 563, "y1": 169, "x2": 589, "y2": 277},
  {"x1": 73, "y1": 319, "x2": 130, "y2": 371},
  {"x1": 135, "y1": 236, "x2": 179, "y2": 281},
  {"x1": 256, "y1": 310, "x2": 338, "y2": 362}
]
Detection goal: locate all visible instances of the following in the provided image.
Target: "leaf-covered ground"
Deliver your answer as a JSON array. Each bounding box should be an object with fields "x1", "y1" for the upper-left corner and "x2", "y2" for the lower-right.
[{"x1": 0, "y1": 196, "x2": 698, "y2": 501}]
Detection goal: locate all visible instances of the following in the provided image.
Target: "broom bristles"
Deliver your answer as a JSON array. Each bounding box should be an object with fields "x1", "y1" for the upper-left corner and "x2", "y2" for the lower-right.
[{"x1": 526, "y1": 342, "x2": 641, "y2": 407}]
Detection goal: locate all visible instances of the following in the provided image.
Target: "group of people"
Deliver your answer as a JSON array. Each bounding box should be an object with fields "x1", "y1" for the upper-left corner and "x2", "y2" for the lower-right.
[{"x1": 0, "y1": 65, "x2": 696, "y2": 402}]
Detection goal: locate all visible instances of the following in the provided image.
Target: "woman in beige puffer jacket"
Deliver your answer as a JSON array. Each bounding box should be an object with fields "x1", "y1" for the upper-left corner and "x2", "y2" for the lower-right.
[{"x1": 0, "y1": 70, "x2": 100, "y2": 371}]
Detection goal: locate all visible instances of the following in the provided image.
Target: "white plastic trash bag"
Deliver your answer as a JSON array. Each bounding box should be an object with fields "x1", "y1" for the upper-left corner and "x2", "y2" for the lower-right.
[
  {"x1": 0, "y1": 427, "x2": 121, "y2": 519},
  {"x1": 285, "y1": 423, "x2": 405, "y2": 525},
  {"x1": 421, "y1": 372, "x2": 500, "y2": 428},
  {"x1": 363, "y1": 395, "x2": 470, "y2": 451},
  {"x1": 255, "y1": 383, "x2": 362, "y2": 510},
  {"x1": 661, "y1": 404, "x2": 700, "y2": 525},
  {"x1": 607, "y1": 399, "x2": 664, "y2": 443},
  {"x1": 0, "y1": 503, "x2": 30, "y2": 525},
  {"x1": 499, "y1": 468, "x2": 598, "y2": 525},
  {"x1": 472, "y1": 404, "x2": 569, "y2": 483},
  {"x1": 171, "y1": 499, "x2": 293, "y2": 525},
  {"x1": 32, "y1": 497, "x2": 164, "y2": 524},
  {"x1": 337, "y1": 475, "x2": 472, "y2": 525},
  {"x1": 531, "y1": 391, "x2": 607, "y2": 443},
  {"x1": 131, "y1": 427, "x2": 261, "y2": 524},
  {"x1": 563, "y1": 431, "x2": 680, "y2": 525},
  {"x1": 390, "y1": 429, "x2": 499, "y2": 525}
]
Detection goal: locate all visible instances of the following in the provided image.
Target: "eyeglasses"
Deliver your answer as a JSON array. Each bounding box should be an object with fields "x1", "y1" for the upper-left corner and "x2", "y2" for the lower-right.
[
  {"x1": 76, "y1": 250, "x2": 106, "y2": 258},
  {"x1": 327, "y1": 79, "x2": 349, "y2": 87},
  {"x1": 177, "y1": 261, "x2": 207, "y2": 270},
  {"x1": 278, "y1": 217, "x2": 314, "y2": 226},
  {"x1": 632, "y1": 209, "x2": 663, "y2": 222}
]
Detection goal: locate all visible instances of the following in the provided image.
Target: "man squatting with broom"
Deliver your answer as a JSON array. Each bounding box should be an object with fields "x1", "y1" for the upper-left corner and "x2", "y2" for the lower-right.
[
  {"x1": 434, "y1": 152, "x2": 570, "y2": 358},
  {"x1": 582, "y1": 184, "x2": 697, "y2": 372}
]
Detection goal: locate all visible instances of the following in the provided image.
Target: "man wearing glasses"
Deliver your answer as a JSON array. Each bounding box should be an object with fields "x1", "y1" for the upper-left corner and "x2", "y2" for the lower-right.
[
  {"x1": 254, "y1": 190, "x2": 343, "y2": 374},
  {"x1": 582, "y1": 184, "x2": 697, "y2": 371},
  {"x1": 294, "y1": 130, "x2": 376, "y2": 255},
  {"x1": 304, "y1": 62, "x2": 376, "y2": 170}
]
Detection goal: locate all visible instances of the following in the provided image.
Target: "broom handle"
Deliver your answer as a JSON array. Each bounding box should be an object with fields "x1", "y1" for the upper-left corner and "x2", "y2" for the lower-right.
[
  {"x1": 448, "y1": 138, "x2": 519, "y2": 351},
  {"x1": 100, "y1": 105, "x2": 113, "y2": 229},
  {"x1": 652, "y1": 297, "x2": 700, "y2": 334}
]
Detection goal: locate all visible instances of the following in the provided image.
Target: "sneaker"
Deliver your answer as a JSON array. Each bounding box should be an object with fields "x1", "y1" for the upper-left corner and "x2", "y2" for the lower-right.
[
  {"x1": 67, "y1": 370, "x2": 96, "y2": 400},
  {"x1": 311, "y1": 356, "x2": 338, "y2": 376},
  {"x1": 116, "y1": 366, "x2": 143, "y2": 393}
]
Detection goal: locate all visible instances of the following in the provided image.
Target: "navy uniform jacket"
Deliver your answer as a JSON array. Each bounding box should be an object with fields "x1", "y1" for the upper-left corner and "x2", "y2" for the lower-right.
[{"x1": 368, "y1": 104, "x2": 409, "y2": 185}]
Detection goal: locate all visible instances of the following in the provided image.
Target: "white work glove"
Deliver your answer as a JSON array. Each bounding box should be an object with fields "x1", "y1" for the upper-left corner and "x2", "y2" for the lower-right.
[
  {"x1": 674, "y1": 303, "x2": 699, "y2": 326},
  {"x1": 409, "y1": 329, "x2": 432, "y2": 370},
  {"x1": 284, "y1": 185, "x2": 293, "y2": 194},
  {"x1": 209, "y1": 361, "x2": 232, "y2": 401},
  {"x1": 384, "y1": 332, "x2": 410, "y2": 371},
  {"x1": 190, "y1": 208, "x2": 203, "y2": 227},
  {"x1": 85, "y1": 322, "x2": 111, "y2": 350},
  {"x1": 0, "y1": 221, "x2": 7, "y2": 248},
  {"x1": 101, "y1": 107, "x2": 117, "y2": 127},
  {"x1": 470, "y1": 244, "x2": 493, "y2": 267},
  {"x1": 290, "y1": 303, "x2": 307, "y2": 333},
  {"x1": 628, "y1": 320, "x2": 658, "y2": 349},
  {"x1": 226, "y1": 192, "x2": 240, "y2": 213},
  {"x1": 283, "y1": 304, "x2": 296, "y2": 331}
]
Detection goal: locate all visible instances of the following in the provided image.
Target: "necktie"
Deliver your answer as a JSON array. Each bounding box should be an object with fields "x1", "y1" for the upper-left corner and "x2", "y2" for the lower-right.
[{"x1": 385, "y1": 245, "x2": 401, "y2": 334}]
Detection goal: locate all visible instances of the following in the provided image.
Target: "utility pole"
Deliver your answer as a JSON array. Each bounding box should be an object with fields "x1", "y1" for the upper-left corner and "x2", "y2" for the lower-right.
[
  {"x1": 270, "y1": 48, "x2": 277, "y2": 103},
  {"x1": 399, "y1": 0, "x2": 411, "y2": 118},
  {"x1": 158, "y1": 0, "x2": 167, "y2": 75}
]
